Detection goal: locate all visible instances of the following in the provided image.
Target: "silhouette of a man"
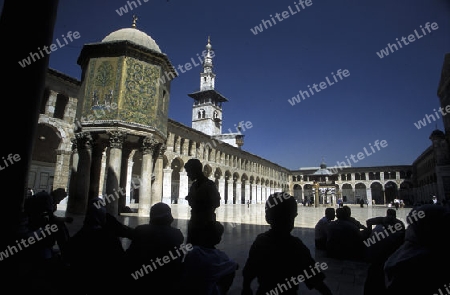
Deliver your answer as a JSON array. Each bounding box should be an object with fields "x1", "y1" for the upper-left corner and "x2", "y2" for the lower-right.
[{"x1": 184, "y1": 158, "x2": 221, "y2": 244}]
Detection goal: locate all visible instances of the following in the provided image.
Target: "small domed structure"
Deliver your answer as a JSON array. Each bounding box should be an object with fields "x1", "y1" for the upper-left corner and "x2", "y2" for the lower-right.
[
  {"x1": 102, "y1": 27, "x2": 161, "y2": 53},
  {"x1": 429, "y1": 129, "x2": 445, "y2": 140}
]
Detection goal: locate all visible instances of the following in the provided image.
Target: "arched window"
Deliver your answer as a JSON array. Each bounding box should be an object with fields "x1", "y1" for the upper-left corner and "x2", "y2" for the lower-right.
[{"x1": 54, "y1": 93, "x2": 69, "y2": 120}]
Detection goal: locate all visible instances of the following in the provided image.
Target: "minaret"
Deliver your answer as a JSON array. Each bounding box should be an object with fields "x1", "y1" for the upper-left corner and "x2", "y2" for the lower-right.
[
  {"x1": 188, "y1": 37, "x2": 228, "y2": 136},
  {"x1": 200, "y1": 36, "x2": 215, "y2": 91}
]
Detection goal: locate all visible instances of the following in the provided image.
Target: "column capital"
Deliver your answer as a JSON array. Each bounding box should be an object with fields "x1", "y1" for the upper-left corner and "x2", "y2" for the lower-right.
[
  {"x1": 71, "y1": 137, "x2": 78, "y2": 153},
  {"x1": 108, "y1": 130, "x2": 127, "y2": 149},
  {"x1": 141, "y1": 135, "x2": 160, "y2": 155},
  {"x1": 158, "y1": 143, "x2": 167, "y2": 157},
  {"x1": 75, "y1": 131, "x2": 93, "y2": 150}
]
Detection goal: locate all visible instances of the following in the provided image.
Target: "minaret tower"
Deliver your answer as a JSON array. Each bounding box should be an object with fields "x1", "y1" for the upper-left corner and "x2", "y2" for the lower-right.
[
  {"x1": 188, "y1": 37, "x2": 228, "y2": 136},
  {"x1": 201, "y1": 36, "x2": 215, "y2": 91}
]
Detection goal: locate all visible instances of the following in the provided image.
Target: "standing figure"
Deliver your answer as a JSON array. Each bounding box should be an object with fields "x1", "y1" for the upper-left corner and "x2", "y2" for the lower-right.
[{"x1": 184, "y1": 158, "x2": 221, "y2": 244}]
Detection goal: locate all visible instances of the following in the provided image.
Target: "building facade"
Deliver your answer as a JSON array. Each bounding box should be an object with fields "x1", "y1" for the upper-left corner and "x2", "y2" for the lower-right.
[{"x1": 28, "y1": 24, "x2": 450, "y2": 216}]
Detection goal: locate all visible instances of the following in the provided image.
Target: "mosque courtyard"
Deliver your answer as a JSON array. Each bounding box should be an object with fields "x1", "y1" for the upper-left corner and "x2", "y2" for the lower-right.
[{"x1": 57, "y1": 203, "x2": 412, "y2": 294}]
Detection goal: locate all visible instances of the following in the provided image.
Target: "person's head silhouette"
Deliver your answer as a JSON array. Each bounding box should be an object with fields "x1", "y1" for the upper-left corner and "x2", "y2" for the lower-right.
[
  {"x1": 325, "y1": 207, "x2": 336, "y2": 221},
  {"x1": 184, "y1": 158, "x2": 204, "y2": 181},
  {"x1": 149, "y1": 202, "x2": 174, "y2": 225},
  {"x1": 265, "y1": 192, "x2": 297, "y2": 233}
]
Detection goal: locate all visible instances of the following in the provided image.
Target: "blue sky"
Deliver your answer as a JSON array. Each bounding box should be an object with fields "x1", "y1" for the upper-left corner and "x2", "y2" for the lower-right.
[{"x1": 7, "y1": 0, "x2": 450, "y2": 170}]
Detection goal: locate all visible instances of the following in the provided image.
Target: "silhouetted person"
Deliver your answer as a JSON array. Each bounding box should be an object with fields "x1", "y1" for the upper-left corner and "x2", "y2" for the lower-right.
[
  {"x1": 123, "y1": 202, "x2": 185, "y2": 294},
  {"x1": 8, "y1": 206, "x2": 68, "y2": 294},
  {"x1": 184, "y1": 158, "x2": 221, "y2": 244},
  {"x1": 26, "y1": 187, "x2": 34, "y2": 198},
  {"x1": 342, "y1": 205, "x2": 367, "y2": 232},
  {"x1": 363, "y1": 209, "x2": 405, "y2": 295},
  {"x1": 326, "y1": 207, "x2": 364, "y2": 260},
  {"x1": 64, "y1": 198, "x2": 125, "y2": 294},
  {"x1": 24, "y1": 191, "x2": 71, "y2": 259},
  {"x1": 315, "y1": 207, "x2": 335, "y2": 250},
  {"x1": 180, "y1": 220, "x2": 238, "y2": 295},
  {"x1": 359, "y1": 198, "x2": 365, "y2": 208},
  {"x1": 365, "y1": 208, "x2": 405, "y2": 234},
  {"x1": 384, "y1": 204, "x2": 450, "y2": 295},
  {"x1": 241, "y1": 192, "x2": 333, "y2": 295}
]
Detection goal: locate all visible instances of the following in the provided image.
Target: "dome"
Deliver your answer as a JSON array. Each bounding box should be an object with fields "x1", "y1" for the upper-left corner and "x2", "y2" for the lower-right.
[
  {"x1": 102, "y1": 27, "x2": 161, "y2": 53},
  {"x1": 430, "y1": 129, "x2": 445, "y2": 139}
]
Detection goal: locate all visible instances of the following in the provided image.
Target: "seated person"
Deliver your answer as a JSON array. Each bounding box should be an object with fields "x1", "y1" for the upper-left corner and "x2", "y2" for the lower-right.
[
  {"x1": 180, "y1": 221, "x2": 238, "y2": 295},
  {"x1": 342, "y1": 205, "x2": 369, "y2": 239},
  {"x1": 342, "y1": 206, "x2": 367, "y2": 230},
  {"x1": 366, "y1": 208, "x2": 405, "y2": 235},
  {"x1": 64, "y1": 198, "x2": 126, "y2": 294},
  {"x1": 314, "y1": 208, "x2": 335, "y2": 250},
  {"x1": 123, "y1": 202, "x2": 185, "y2": 294},
  {"x1": 384, "y1": 205, "x2": 450, "y2": 295},
  {"x1": 242, "y1": 193, "x2": 333, "y2": 295},
  {"x1": 326, "y1": 207, "x2": 365, "y2": 260},
  {"x1": 363, "y1": 209, "x2": 406, "y2": 295}
]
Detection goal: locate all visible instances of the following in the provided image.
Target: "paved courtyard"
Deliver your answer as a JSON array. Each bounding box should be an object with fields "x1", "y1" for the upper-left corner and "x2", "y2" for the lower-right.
[{"x1": 56, "y1": 203, "x2": 413, "y2": 295}]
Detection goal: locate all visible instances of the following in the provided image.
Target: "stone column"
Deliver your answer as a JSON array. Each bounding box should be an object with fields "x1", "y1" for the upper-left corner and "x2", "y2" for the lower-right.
[
  {"x1": 236, "y1": 181, "x2": 242, "y2": 204},
  {"x1": 88, "y1": 135, "x2": 105, "y2": 201},
  {"x1": 138, "y1": 135, "x2": 159, "y2": 216},
  {"x1": 245, "y1": 183, "x2": 251, "y2": 204},
  {"x1": 162, "y1": 168, "x2": 172, "y2": 204},
  {"x1": 179, "y1": 171, "x2": 189, "y2": 205},
  {"x1": 251, "y1": 183, "x2": 257, "y2": 204},
  {"x1": 125, "y1": 150, "x2": 136, "y2": 207},
  {"x1": 261, "y1": 185, "x2": 266, "y2": 203},
  {"x1": 46, "y1": 90, "x2": 58, "y2": 117},
  {"x1": 314, "y1": 183, "x2": 320, "y2": 208},
  {"x1": 256, "y1": 184, "x2": 261, "y2": 204},
  {"x1": 366, "y1": 188, "x2": 373, "y2": 206},
  {"x1": 166, "y1": 133, "x2": 175, "y2": 152},
  {"x1": 98, "y1": 149, "x2": 107, "y2": 196},
  {"x1": 151, "y1": 143, "x2": 166, "y2": 206},
  {"x1": 53, "y1": 150, "x2": 71, "y2": 192},
  {"x1": 67, "y1": 132, "x2": 93, "y2": 215},
  {"x1": 227, "y1": 180, "x2": 234, "y2": 204},
  {"x1": 219, "y1": 178, "x2": 226, "y2": 205},
  {"x1": 119, "y1": 147, "x2": 132, "y2": 213},
  {"x1": 197, "y1": 142, "x2": 204, "y2": 160},
  {"x1": 67, "y1": 138, "x2": 79, "y2": 212},
  {"x1": 105, "y1": 131, "x2": 126, "y2": 217}
]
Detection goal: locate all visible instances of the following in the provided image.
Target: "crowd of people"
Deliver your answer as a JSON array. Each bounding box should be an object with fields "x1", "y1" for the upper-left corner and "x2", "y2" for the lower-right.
[
  {"x1": 6, "y1": 159, "x2": 239, "y2": 295},
  {"x1": 314, "y1": 199, "x2": 450, "y2": 295},
  {"x1": 5, "y1": 158, "x2": 450, "y2": 294}
]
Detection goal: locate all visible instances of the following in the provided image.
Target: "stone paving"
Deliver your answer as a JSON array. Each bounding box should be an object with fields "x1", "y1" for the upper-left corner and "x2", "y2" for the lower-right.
[{"x1": 56, "y1": 203, "x2": 414, "y2": 295}]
